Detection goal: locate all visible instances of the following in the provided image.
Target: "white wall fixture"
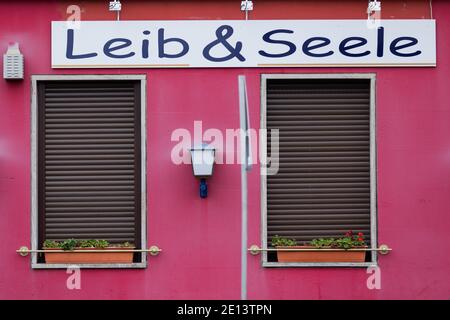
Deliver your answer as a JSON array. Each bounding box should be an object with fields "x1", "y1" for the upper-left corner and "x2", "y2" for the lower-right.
[
  {"x1": 3, "y1": 42, "x2": 24, "y2": 80},
  {"x1": 367, "y1": 1, "x2": 382, "y2": 29},
  {"x1": 367, "y1": 1, "x2": 382, "y2": 19},
  {"x1": 190, "y1": 144, "x2": 216, "y2": 198},
  {"x1": 241, "y1": 0, "x2": 253, "y2": 20},
  {"x1": 109, "y1": 0, "x2": 122, "y2": 21},
  {"x1": 368, "y1": 0, "x2": 382, "y2": 15},
  {"x1": 241, "y1": 0, "x2": 253, "y2": 11}
]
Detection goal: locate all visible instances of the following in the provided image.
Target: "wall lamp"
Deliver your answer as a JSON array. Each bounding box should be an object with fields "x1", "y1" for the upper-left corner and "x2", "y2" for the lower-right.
[{"x1": 190, "y1": 144, "x2": 216, "y2": 198}]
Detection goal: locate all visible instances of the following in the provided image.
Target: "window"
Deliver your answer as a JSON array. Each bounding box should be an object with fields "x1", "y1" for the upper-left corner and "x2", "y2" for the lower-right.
[
  {"x1": 261, "y1": 74, "x2": 377, "y2": 267},
  {"x1": 31, "y1": 75, "x2": 146, "y2": 268}
]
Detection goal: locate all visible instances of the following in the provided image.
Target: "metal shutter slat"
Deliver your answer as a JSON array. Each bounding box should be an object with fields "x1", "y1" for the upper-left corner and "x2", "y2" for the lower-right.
[
  {"x1": 46, "y1": 212, "x2": 135, "y2": 217},
  {"x1": 47, "y1": 160, "x2": 134, "y2": 165},
  {"x1": 47, "y1": 191, "x2": 134, "y2": 196},
  {"x1": 46, "y1": 181, "x2": 134, "y2": 186},
  {"x1": 46, "y1": 145, "x2": 135, "y2": 150},
  {"x1": 268, "y1": 193, "x2": 369, "y2": 199},
  {"x1": 46, "y1": 186, "x2": 134, "y2": 191},
  {"x1": 47, "y1": 217, "x2": 135, "y2": 222},
  {"x1": 266, "y1": 79, "x2": 371, "y2": 245},
  {"x1": 46, "y1": 196, "x2": 135, "y2": 201},
  {"x1": 46, "y1": 207, "x2": 135, "y2": 213},
  {"x1": 268, "y1": 218, "x2": 370, "y2": 224}
]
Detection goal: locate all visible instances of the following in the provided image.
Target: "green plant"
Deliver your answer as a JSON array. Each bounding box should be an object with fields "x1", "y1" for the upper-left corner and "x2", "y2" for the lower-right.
[
  {"x1": 43, "y1": 240, "x2": 60, "y2": 248},
  {"x1": 271, "y1": 235, "x2": 297, "y2": 247},
  {"x1": 109, "y1": 241, "x2": 134, "y2": 248},
  {"x1": 310, "y1": 238, "x2": 336, "y2": 248},
  {"x1": 60, "y1": 239, "x2": 78, "y2": 251},
  {"x1": 78, "y1": 239, "x2": 94, "y2": 248},
  {"x1": 78, "y1": 239, "x2": 109, "y2": 248},
  {"x1": 95, "y1": 240, "x2": 109, "y2": 248},
  {"x1": 43, "y1": 239, "x2": 114, "y2": 250},
  {"x1": 310, "y1": 231, "x2": 366, "y2": 249},
  {"x1": 119, "y1": 241, "x2": 134, "y2": 248}
]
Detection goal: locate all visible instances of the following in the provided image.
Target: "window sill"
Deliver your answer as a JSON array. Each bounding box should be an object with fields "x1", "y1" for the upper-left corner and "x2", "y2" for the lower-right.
[
  {"x1": 262, "y1": 262, "x2": 377, "y2": 268},
  {"x1": 31, "y1": 262, "x2": 147, "y2": 269}
]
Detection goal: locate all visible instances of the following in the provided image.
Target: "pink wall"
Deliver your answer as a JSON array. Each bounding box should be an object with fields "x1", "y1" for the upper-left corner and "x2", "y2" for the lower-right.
[{"x1": 0, "y1": 1, "x2": 449, "y2": 299}]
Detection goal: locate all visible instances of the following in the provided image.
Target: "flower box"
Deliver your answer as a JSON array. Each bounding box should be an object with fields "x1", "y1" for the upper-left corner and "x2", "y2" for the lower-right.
[
  {"x1": 276, "y1": 246, "x2": 367, "y2": 263},
  {"x1": 44, "y1": 247, "x2": 134, "y2": 264}
]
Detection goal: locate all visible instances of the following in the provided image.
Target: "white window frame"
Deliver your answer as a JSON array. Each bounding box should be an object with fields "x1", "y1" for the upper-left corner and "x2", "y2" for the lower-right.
[
  {"x1": 30, "y1": 75, "x2": 147, "y2": 269},
  {"x1": 261, "y1": 73, "x2": 377, "y2": 267}
]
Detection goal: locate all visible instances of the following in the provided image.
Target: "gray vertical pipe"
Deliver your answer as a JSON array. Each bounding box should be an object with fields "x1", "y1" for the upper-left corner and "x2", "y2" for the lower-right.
[
  {"x1": 238, "y1": 75, "x2": 248, "y2": 300},
  {"x1": 240, "y1": 147, "x2": 247, "y2": 300}
]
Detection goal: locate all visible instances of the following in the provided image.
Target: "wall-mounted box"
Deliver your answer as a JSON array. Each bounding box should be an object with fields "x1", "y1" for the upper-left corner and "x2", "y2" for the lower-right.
[{"x1": 3, "y1": 43, "x2": 24, "y2": 80}]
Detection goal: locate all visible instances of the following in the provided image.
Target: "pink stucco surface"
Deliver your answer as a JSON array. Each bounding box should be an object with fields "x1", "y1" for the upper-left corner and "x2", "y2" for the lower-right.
[{"x1": 0, "y1": 1, "x2": 449, "y2": 299}]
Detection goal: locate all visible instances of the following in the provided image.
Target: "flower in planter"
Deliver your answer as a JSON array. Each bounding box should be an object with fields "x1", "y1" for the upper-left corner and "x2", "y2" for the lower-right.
[
  {"x1": 311, "y1": 231, "x2": 366, "y2": 249},
  {"x1": 271, "y1": 231, "x2": 366, "y2": 249},
  {"x1": 357, "y1": 232, "x2": 364, "y2": 242}
]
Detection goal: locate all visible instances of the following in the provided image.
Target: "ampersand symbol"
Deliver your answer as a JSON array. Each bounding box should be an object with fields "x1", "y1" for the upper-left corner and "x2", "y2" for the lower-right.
[{"x1": 203, "y1": 25, "x2": 246, "y2": 62}]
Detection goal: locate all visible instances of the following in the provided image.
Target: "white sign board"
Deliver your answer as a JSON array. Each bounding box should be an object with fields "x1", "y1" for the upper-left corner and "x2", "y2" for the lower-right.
[{"x1": 52, "y1": 20, "x2": 436, "y2": 68}]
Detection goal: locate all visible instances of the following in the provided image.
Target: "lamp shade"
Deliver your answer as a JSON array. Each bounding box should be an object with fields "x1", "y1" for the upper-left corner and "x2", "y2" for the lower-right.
[{"x1": 190, "y1": 145, "x2": 215, "y2": 178}]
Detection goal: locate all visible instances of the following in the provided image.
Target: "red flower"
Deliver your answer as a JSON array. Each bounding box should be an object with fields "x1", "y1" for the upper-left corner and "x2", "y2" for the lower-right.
[{"x1": 345, "y1": 230, "x2": 353, "y2": 237}]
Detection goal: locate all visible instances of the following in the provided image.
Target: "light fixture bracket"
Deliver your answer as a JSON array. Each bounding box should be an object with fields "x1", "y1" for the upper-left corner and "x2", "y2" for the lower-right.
[
  {"x1": 368, "y1": 0, "x2": 381, "y2": 15},
  {"x1": 109, "y1": 0, "x2": 122, "y2": 11},
  {"x1": 190, "y1": 144, "x2": 216, "y2": 198},
  {"x1": 241, "y1": 0, "x2": 254, "y2": 12}
]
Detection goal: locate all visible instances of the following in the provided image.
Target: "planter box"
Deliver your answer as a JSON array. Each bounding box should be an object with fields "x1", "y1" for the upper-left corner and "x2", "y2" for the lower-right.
[
  {"x1": 276, "y1": 246, "x2": 366, "y2": 263},
  {"x1": 44, "y1": 247, "x2": 134, "y2": 264}
]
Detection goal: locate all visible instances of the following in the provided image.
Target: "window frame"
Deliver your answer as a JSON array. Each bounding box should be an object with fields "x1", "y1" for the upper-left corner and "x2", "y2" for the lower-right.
[
  {"x1": 31, "y1": 74, "x2": 147, "y2": 269},
  {"x1": 260, "y1": 73, "x2": 378, "y2": 268}
]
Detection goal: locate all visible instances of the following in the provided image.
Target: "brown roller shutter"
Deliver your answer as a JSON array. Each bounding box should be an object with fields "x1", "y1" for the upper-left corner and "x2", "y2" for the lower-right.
[
  {"x1": 266, "y1": 78, "x2": 371, "y2": 246},
  {"x1": 37, "y1": 80, "x2": 141, "y2": 250}
]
